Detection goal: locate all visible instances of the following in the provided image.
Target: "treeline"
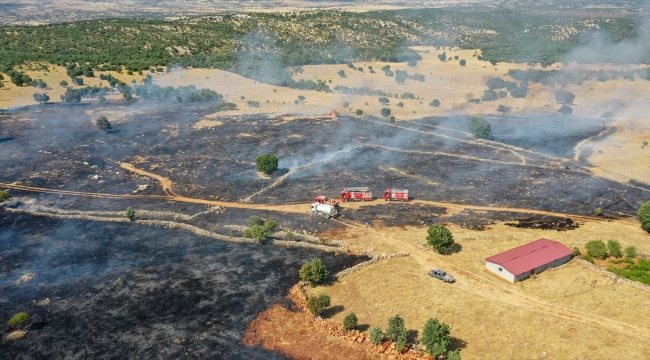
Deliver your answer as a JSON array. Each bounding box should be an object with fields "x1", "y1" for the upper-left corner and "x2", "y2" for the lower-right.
[
  {"x1": 508, "y1": 68, "x2": 650, "y2": 86},
  {"x1": 334, "y1": 85, "x2": 389, "y2": 96},
  {"x1": 133, "y1": 83, "x2": 222, "y2": 102}
]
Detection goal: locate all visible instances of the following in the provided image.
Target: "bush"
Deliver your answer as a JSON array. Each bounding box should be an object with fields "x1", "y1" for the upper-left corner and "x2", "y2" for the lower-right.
[
  {"x1": 420, "y1": 318, "x2": 451, "y2": 358},
  {"x1": 638, "y1": 201, "x2": 650, "y2": 231},
  {"x1": 248, "y1": 216, "x2": 264, "y2": 227},
  {"x1": 582, "y1": 255, "x2": 595, "y2": 263},
  {"x1": 342, "y1": 101, "x2": 349, "y2": 108},
  {"x1": 256, "y1": 154, "x2": 279, "y2": 175},
  {"x1": 299, "y1": 258, "x2": 330, "y2": 285},
  {"x1": 468, "y1": 117, "x2": 491, "y2": 138},
  {"x1": 338, "y1": 70, "x2": 346, "y2": 78},
  {"x1": 607, "y1": 240, "x2": 623, "y2": 258},
  {"x1": 95, "y1": 116, "x2": 111, "y2": 131},
  {"x1": 214, "y1": 102, "x2": 237, "y2": 112},
  {"x1": 386, "y1": 314, "x2": 408, "y2": 352},
  {"x1": 429, "y1": 99, "x2": 441, "y2": 107},
  {"x1": 459, "y1": 59, "x2": 466, "y2": 66},
  {"x1": 59, "y1": 80, "x2": 68, "y2": 87},
  {"x1": 370, "y1": 326, "x2": 384, "y2": 345},
  {"x1": 468, "y1": 98, "x2": 481, "y2": 104},
  {"x1": 572, "y1": 247, "x2": 581, "y2": 257},
  {"x1": 306, "y1": 294, "x2": 331, "y2": 316},
  {"x1": 498, "y1": 90, "x2": 507, "y2": 98},
  {"x1": 125, "y1": 207, "x2": 136, "y2": 221},
  {"x1": 7, "y1": 312, "x2": 29, "y2": 328},
  {"x1": 286, "y1": 231, "x2": 295, "y2": 241},
  {"x1": 558, "y1": 105, "x2": 573, "y2": 114},
  {"x1": 0, "y1": 190, "x2": 10, "y2": 201},
  {"x1": 389, "y1": 116, "x2": 395, "y2": 123},
  {"x1": 481, "y1": 89, "x2": 498, "y2": 102},
  {"x1": 555, "y1": 89, "x2": 575, "y2": 104},
  {"x1": 426, "y1": 224, "x2": 455, "y2": 254},
  {"x1": 356, "y1": 109, "x2": 363, "y2": 116},
  {"x1": 585, "y1": 240, "x2": 608, "y2": 259},
  {"x1": 438, "y1": 52, "x2": 446, "y2": 61},
  {"x1": 397, "y1": 101, "x2": 404, "y2": 107},
  {"x1": 378, "y1": 97, "x2": 390, "y2": 104},
  {"x1": 448, "y1": 349, "x2": 462, "y2": 360},
  {"x1": 487, "y1": 78, "x2": 505, "y2": 89},
  {"x1": 343, "y1": 313, "x2": 358, "y2": 331},
  {"x1": 624, "y1": 246, "x2": 637, "y2": 258},
  {"x1": 509, "y1": 87, "x2": 527, "y2": 98},
  {"x1": 246, "y1": 100, "x2": 260, "y2": 107},
  {"x1": 381, "y1": 108, "x2": 391, "y2": 117},
  {"x1": 606, "y1": 259, "x2": 650, "y2": 285},
  {"x1": 594, "y1": 207, "x2": 603, "y2": 216}
]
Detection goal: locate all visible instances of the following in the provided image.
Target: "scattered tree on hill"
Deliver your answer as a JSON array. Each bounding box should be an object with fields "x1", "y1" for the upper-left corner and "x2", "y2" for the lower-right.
[
  {"x1": 638, "y1": 201, "x2": 650, "y2": 232},
  {"x1": 395, "y1": 71, "x2": 407, "y2": 84},
  {"x1": 378, "y1": 97, "x2": 390, "y2": 104},
  {"x1": 625, "y1": 246, "x2": 637, "y2": 258},
  {"x1": 438, "y1": 52, "x2": 446, "y2": 61},
  {"x1": 33, "y1": 93, "x2": 49, "y2": 104},
  {"x1": 459, "y1": 59, "x2": 466, "y2": 66},
  {"x1": 427, "y1": 224, "x2": 455, "y2": 254},
  {"x1": 497, "y1": 104, "x2": 511, "y2": 115},
  {"x1": 72, "y1": 77, "x2": 84, "y2": 86},
  {"x1": 468, "y1": 117, "x2": 491, "y2": 138},
  {"x1": 381, "y1": 65, "x2": 391, "y2": 72},
  {"x1": 397, "y1": 101, "x2": 404, "y2": 107},
  {"x1": 343, "y1": 313, "x2": 358, "y2": 331},
  {"x1": 420, "y1": 318, "x2": 451, "y2": 358},
  {"x1": 585, "y1": 240, "x2": 608, "y2": 259},
  {"x1": 509, "y1": 87, "x2": 527, "y2": 98},
  {"x1": 243, "y1": 217, "x2": 277, "y2": 242},
  {"x1": 0, "y1": 190, "x2": 10, "y2": 202},
  {"x1": 299, "y1": 258, "x2": 330, "y2": 285},
  {"x1": 338, "y1": 70, "x2": 346, "y2": 78},
  {"x1": 386, "y1": 314, "x2": 408, "y2": 352},
  {"x1": 554, "y1": 89, "x2": 575, "y2": 104},
  {"x1": 59, "y1": 80, "x2": 68, "y2": 87},
  {"x1": 246, "y1": 100, "x2": 260, "y2": 107},
  {"x1": 487, "y1": 78, "x2": 506, "y2": 89},
  {"x1": 558, "y1": 105, "x2": 573, "y2": 114},
  {"x1": 408, "y1": 60, "x2": 418, "y2": 67},
  {"x1": 32, "y1": 79, "x2": 47, "y2": 89},
  {"x1": 95, "y1": 116, "x2": 111, "y2": 131},
  {"x1": 447, "y1": 350, "x2": 462, "y2": 360},
  {"x1": 256, "y1": 154, "x2": 278, "y2": 174},
  {"x1": 356, "y1": 109, "x2": 364, "y2": 116},
  {"x1": 481, "y1": 89, "x2": 498, "y2": 102},
  {"x1": 381, "y1": 108, "x2": 391, "y2": 117},
  {"x1": 342, "y1": 101, "x2": 349, "y2": 108},
  {"x1": 306, "y1": 294, "x2": 331, "y2": 316},
  {"x1": 370, "y1": 326, "x2": 384, "y2": 345},
  {"x1": 498, "y1": 90, "x2": 507, "y2": 98},
  {"x1": 7, "y1": 312, "x2": 29, "y2": 328},
  {"x1": 0, "y1": 81, "x2": 3, "y2": 89},
  {"x1": 125, "y1": 207, "x2": 136, "y2": 222},
  {"x1": 298, "y1": 95, "x2": 305, "y2": 102},
  {"x1": 607, "y1": 240, "x2": 623, "y2": 258},
  {"x1": 389, "y1": 115, "x2": 396, "y2": 123},
  {"x1": 7, "y1": 71, "x2": 32, "y2": 86},
  {"x1": 123, "y1": 91, "x2": 132, "y2": 102},
  {"x1": 429, "y1": 99, "x2": 441, "y2": 107},
  {"x1": 214, "y1": 102, "x2": 237, "y2": 112}
]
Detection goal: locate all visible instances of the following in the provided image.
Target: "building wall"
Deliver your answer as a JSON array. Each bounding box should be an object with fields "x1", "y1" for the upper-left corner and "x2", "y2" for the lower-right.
[
  {"x1": 486, "y1": 261, "x2": 516, "y2": 282},
  {"x1": 486, "y1": 255, "x2": 573, "y2": 283},
  {"x1": 532, "y1": 254, "x2": 572, "y2": 275}
]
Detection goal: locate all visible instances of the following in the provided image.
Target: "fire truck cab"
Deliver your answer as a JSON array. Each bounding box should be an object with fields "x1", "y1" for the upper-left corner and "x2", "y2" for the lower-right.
[{"x1": 384, "y1": 189, "x2": 408, "y2": 202}]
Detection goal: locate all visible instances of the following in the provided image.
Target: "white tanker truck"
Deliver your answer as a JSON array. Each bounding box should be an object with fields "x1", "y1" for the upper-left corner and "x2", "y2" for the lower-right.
[{"x1": 311, "y1": 202, "x2": 338, "y2": 218}]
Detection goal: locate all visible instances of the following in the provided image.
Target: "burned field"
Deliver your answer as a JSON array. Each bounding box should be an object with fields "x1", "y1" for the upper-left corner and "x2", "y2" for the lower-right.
[
  {"x1": 0, "y1": 210, "x2": 366, "y2": 358},
  {"x1": 1, "y1": 101, "x2": 646, "y2": 220}
]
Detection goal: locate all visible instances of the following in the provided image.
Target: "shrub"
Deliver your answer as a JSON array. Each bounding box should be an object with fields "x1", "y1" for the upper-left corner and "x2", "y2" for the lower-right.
[
  {"x1": 97, "y1": 96, "x2": 106, "y2": 102},
  {"x1": 585, "y1": 240, "x2": 608, "y2": 259},
  {"x1": 420, "y1": 318, "x2": 451, "y2": 358},
  {"x1": 356, "y1": 109, "x2": 363, "y2": 116},
  {"x1": 389, "y1": 116, "x2": 396, "y2": 123},
  {"x1": 638, "y1": 201, "x2": 650, "y2": 231},
  {"x1": 7, "y1": 312, "x2": 29, "y2": 328},
  {"x1": 381, "y1": 108, "x2": 391, "y2": 117},
  {"x1": 498, "y1": 90, "x2": 507, "y2": 98},
  {"x1": 481, "y1": 89, "x2": 498, "y2": 102},
  {"x1": 0, "y1": 190, "x2": 10, "y2": 201},
  {"x1": 447, "y1": 349, "x2": 462, "y2": 360},
  {"x1": 286, "y1": 231, "x2": 295, "y2": 241},
  {"x1": 246, "y1": 100, "x2": 260, "y2": 107},
  {"x1": 459, "y1": 59, "x2": 466, "y2": 66},
  {"x1": 572, "y1": 247, "x2": 581, "y2": 257},
  {"x1": 427, "y1": 224, "x2": 455, "y2": 254},
  {"x1": 299, "y1": 258, "x2": 330, "y2": 285},
  {"x1": 95, "y1": 116, "x2": 111, "y2": 131},
  {"x1": 429, "y1": 99, "x2": 441, "y2": 107},
  {"x1": 342, "y1": 101, "x2": 349, "y2": 108},
  {"x1": 468, "y1": 98, "x2": 481, "y2": 104},
  {"x1": 343, "y1": 313, "x2": 358, "y2": 331},
  {"x1": 59, "y1": 80, "x2": 68, "y2": 87},
  {"x1": 624, "y1": 246, "x2": 637, "y2": 258},
  {"x1": 468, "y1": 117, "x2": 491, "y2": 138},
  {"x1": 555, "y1": 89, "x2": 575, "y2": 104},
  {"x1": 125, "y1": 207, "x2": 136, "y2": 221},
  {"x1": 438, "y1": 52, "x2": 446, "y2": 61},
  {"x1": 594, "y1": 207, "x2": 603, "y2": 216},
  {"x1": 607, "y1": 240, "x2": 623, "y2": 258},
  {"x1": 509, "y1": 87, "x2": 527, "y2": 98},
  {"x1": 378, "y1": 97, "x2": 390, "y2": 104},
  {"x1": 558, "y1": 105, "x2": 573, "y2": 114},
  {"x1": 248, "y1": 216, "x2": 264, "y2": 227},
  {"x1": 397, "y1": 101, "x2": 404, "y2": 107},
  {"x1": 606, "y1": 259, "x2": 650, "y2": 285},
  {"x1": 487, "y1": 78, "x2": 505, "y2": 89},
  {"x1": 256, "y1": 154, "x2": 279, "y2": 175},
  {"x1": 214, "y1": 102, "x2": 237, "y2": 112},
  {"x1": 582, "y1": 255, "x2": 595, "y2": 263},
  {"x1": 370, "y1": 326, "x2": 384, "y2": 345},
  {"x1": 338, "y1": 70, "x2": 346, "y2": 78},
  {"x1": 298, "y1": 95, "x2": 305, "y2": 102},
  {"x1": 306, "y1": 294, "x2": 331, "y2": 316},
  {"x1": 386, "y1": 315, "x2": 408, "y2": 352}
]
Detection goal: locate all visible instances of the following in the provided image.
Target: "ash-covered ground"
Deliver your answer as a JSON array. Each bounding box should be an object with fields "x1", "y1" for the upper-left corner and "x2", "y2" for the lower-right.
[{"x1": 0, "y1": 210, "x2": 366, "y2": 359}]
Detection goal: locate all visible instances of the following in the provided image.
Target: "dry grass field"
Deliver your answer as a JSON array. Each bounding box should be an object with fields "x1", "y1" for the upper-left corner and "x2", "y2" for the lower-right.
[{"x1": 306, "y1": 220, "x2": 650, "y2": 359}]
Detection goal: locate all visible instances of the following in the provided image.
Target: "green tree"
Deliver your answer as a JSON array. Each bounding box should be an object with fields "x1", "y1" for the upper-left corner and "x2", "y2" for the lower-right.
[
  {"x1": 381, "y1": 108, "x2": 391, "y2": 117},
  {"x1": 624, "y1": 246, "x2": 637, "y2": 258},
  {"x1": 306, "y1": 294, "x2": 331, "y2": 316},
  {"x1": 420, "y1": 318, "x2": 451, "y2": 359},
  {"x1": 487, "y1": 78, "x2": 505, "y2": 89},
  {"x1": 0, "y1": 190, "x2": 10, "y2": 201},
  {"x1": 397, "y1": 101, "x2": 404, "y2": 107},
  {"x1": 389, "y1": 115, "x2": 396, "y2": 123},
  {"x1": 555, "y1": 89, "x2": 575, "y2": 104},
  {"x1": 585, "y1": 240, "x2": 608, "y2": 259},
  {"x1": 256, "y1": 154, "x2": 279, "y2": 175},
  {"x1": 497, "y1": 104, "x2": 511, "y2": 115},
  {"x1": 427, "y1": 224, "x2": 455, "y2": 254},
  {"x1": 638, "y1": 201, "x2": 650, "y2": 231},
  {"x1": 342, "y1": 101, "x2": 350, "y2": 108},
  {"x1": 7, "y1": 312, "x2": 29, "y2": 328},
  {"x1": 248, "y1": 216, "x2": 264, "y2": 227},
  {"x1": 33, "y1": 93, "x2": 43, "y2": 103},
  {"x1": 459, "y1": 59, "x2": 466, "y2": 66},
  {"x1": 72, "y1": 77, "x2": 83, "y2": 86},
  {"x1": 356, "y1": 109, "x2": 363, "y2": 116},
  {"x1": 370, "y1": 326, "x2": 384, "y2": 345},
  {"x1": 338, "y1": 70, "x2": 346, "y2": 78},
  {"x1": 607, "y1": 240, "x2": 623, "y2": 258},
  {"x1": 438, "y1": 52, "x2": 446, "y2": 61},
  {"x1": 299, "y1": 258, "x2": 330, "y2": 285},
  {"x1": 123, "y1": 91, "x2": 133, "y2": 102},
  {"x1": 378, "y1": 97, "x2": 390, "y2": 104},
  {"x1": 343, "y1": 313, "x2": 358, "y2": 331},
  {"x1": 447, "y1": 349, "x2": 462, "y2": 360},
  {"x1": 59, "y1": 80, "x2": 68, "y2": 87},
  {"x1": 95, "y1": 116, "x2": 111, "y2": 131},
  {"x1": 481, "y1": 89, "x2": 498, "y2": 102},
  {"x1": 429, "y1": 99, "x2": 441, "y2": 107},
  {"x1": 386, "y1": 314, "x2": 408, "y2": 352},
  {"x1": 558, "y1": 105, "x2": 573, "y2": 114},
  {"x1": 298, "y1": 95, "x2": 305, "y2": 102},
  {"x1": 125, "y1": 207, "x2": 136, "y2": 222},
  {"x1": 468, "y1": 117, "x2": 491, "y2": 138}
]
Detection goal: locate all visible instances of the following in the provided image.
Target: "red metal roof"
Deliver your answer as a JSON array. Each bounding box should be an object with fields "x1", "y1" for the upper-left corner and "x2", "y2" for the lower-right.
[{"x1": 484, "y1": 239, "x2": 573, "y2": 276}]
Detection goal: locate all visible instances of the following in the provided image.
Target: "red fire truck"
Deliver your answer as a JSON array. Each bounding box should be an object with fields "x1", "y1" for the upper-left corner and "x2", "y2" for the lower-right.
[
  {"x1": 341, "y1": 187, "x2": 372, "y2": 202},
  {"x1": 314, "y1": 195, "x2": 340, "y2": 208},
  {"x1": 384, "y1": 189, "x2": 409, "y2": 202}
]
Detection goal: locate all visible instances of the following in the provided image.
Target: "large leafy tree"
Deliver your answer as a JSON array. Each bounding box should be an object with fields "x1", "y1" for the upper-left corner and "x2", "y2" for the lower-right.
[
  {"x1": 427, "y1": 225, "x2": 455, "y2": 254},
  {"x1": 299, "y1": 258, "x2": 330, "y2": 285},
  {"x1": 468, "y1": 117, "x2": 491, "y2": 138},
  {"x1": 256, "y1": 154, "x2": 279, "y2": 175},
  {"x1": 386, "y1": 314, "x2": 408, "y2": 352},
  {"x1": 638, "y1": 201, "x2": 650, "y2": 232},
  {"x1": 420, "y1": 318, "x2": 451, "y2": 358}
]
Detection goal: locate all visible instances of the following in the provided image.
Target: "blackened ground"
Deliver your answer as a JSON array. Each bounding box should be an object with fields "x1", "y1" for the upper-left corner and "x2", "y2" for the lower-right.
[{"x1": 0, "y1": 211, "x2": 367, "y2": 359}]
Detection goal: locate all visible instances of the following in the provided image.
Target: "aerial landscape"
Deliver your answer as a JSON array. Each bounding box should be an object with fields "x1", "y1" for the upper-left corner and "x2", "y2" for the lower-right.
[{"x1": 0, "y1": 0, "x2": 649, "y2": 359}]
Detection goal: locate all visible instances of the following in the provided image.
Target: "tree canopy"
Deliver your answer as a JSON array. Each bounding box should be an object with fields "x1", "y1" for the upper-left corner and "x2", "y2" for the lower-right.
[
  {"x1": 468, "y1": 117, "x2": 491, "y2": 138},
  {"x1": 256, "y1": 154, "x2": 279, "y2": 175}
]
